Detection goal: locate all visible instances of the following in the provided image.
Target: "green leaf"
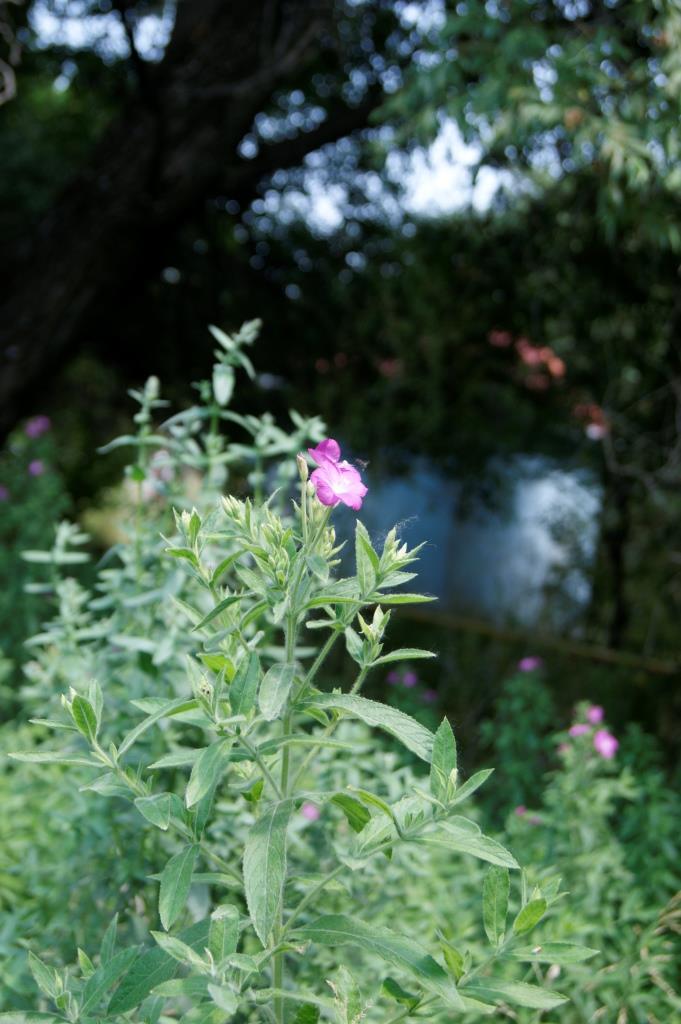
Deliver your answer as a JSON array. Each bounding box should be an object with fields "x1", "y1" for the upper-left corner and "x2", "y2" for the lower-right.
[
  {"x1": 504, "y1": 942, "x2": 598, "y2": 964},
  {"x1": 258, "y1": 663, "x2": 296, "y2": 721},
  {"x1": 331, "y1": 794, "x2": 370, "y2": 834},
  {"x1": 303, "y1": 694, "x2": 434, "y2": 762},
  {"x1": 77, "y1": 948, "x2": 95, "y2": 978},
  {"x1": 382, "y1": 977, "x2": 420, "y2": 1009},
  {"x1": 192, "y1": 593, "x2": 252, "y2": 633},
  {"x1": 369, "y1": 593, "x2": 436, "y2": 605},
  {"x1": 344, "y1": 626, "x2": 364, "y2": 664},
  {"x1": 135, "y1": 794, "x2": 173, "y2": 831},
  {"x1": 461, "y1": 980, "x2": 567, "y2": 1011},
  {"x1": 418, "y1": 823, "x2": 519, "y2": 869},
  {"x1": 448, "y1": 769, "x2": 494, "y2": 806},
  {"x1": 28, "y1": 953, "x2": 60, "y2": 999},
  {"x1": 159, "y1": 845, "x2": 199, "y2": 931},
  {"x1": 513, "y1": 898, "x2": 547, "y2": 935},
  {"x1": 210, "y1": 553, "x2": 241, "y2": 585},
  {"x1": 70, "y1": 695, "x2": 98, "y2": 742},
  {"x1": 108, "y1": 920, "x2": 210, "y2": 1014},
  {"x1": 151, "y1": 933, "x2": 207, "y2": 971},
  {"x1": 305, "y1": 554, "x2": 329, "y2": 583},
  {"x1": 430, "y1": 718, "x2": 457, "y2": 802},
  {"x1": 373, "y1": 648, "x2": 436, "y2": 665},
  {"x1": 347, "y1": 786, "x2": 393, "y2": 819},
  {"x1": 118, "y1": 698, "x2": 199, "y2": 757},
  {"x1": 9, "y1": 751, "x2": 99, "y2": 767},
  {"x1": 229, "y1": 651, "x2": 260, "y2": 716},
  {"x1": 208, "y1": 905, "x2": 239, "y2": 964},
  {"x1": 207, "y1": 984, "x2": 238, "y2": 1013},
  {"x1": 440, "y1": 941, "x2": 465, "y2": 982},
  {"x1": 355, "y1": 521, "x2": 378, "y2": 595},
  {"x1": 292, "y1": 1005, "x2": 320, "y2": 1024},
  {"x1": 100, "y1": 914, "x2": 118, "y2": 964},
  {"x1": 186, "y1": 739, "x2": 232, "y2": 808},
  {"x1": 0, "y1": 1016, "x2": 68, "y2": 1024},
  {"x1": 482, "y1": 867, "x2": 510, "y2": 946},
  {"x1": 81, "y1": 947, "x2": 141, "y2": 1014},
  {"x1": 294, "y1": 915, "x2": 462, "y2": 1009},
  {"x1": 213, "y1": 364, "x2": 235, "y2": 406},
  {"x1": 243, "y1": 799, "x2": 292, "y2": 947}
]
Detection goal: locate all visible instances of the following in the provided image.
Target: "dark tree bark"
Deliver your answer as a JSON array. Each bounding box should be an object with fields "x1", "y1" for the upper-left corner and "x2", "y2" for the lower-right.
[{"x1": 0, "y1": 0, "x2": 382, "y2": 433}]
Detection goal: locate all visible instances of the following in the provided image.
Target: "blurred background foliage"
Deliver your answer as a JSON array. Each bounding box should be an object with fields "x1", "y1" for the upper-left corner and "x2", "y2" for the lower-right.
[{"x1": 1, "y1": 2, "x2": 681, "y2": 741}]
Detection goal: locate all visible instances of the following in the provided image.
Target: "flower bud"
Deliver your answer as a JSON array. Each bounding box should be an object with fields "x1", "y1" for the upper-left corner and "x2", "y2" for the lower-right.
[{"x1": 297, "y1": 453, "x2": 309, "y2": 483}]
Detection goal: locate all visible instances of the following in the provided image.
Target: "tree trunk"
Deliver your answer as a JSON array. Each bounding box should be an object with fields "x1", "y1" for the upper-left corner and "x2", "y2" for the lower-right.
[{"x1": 0, "y1": 0, "x2": 378, "y2": 434}]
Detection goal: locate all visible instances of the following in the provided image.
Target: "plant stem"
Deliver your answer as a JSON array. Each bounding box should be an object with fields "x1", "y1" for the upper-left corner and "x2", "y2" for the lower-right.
[{"x1": 282, "y1": 863, "x2": 346, "y2": 935}]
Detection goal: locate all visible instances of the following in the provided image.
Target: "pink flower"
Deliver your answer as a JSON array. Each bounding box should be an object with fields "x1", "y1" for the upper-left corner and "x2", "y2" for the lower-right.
[
  {"x1": 25, "y1": 415, "x2": 51, "y2": 439},
  {"x1": 402, "y1": 671, "x2": 418, "y2": 688},
  {"x1": 518, "y1": 656, "x2": 542, "y2": 672},
  {"x1": 557, "y1": 742, "x2": 570, "y2": 755},
  {"x1": 28, "y1": 459, "x2": 45, "y2": 477},
  {"x1": 515, "y1": 805, "x2": 527, "y2": 816},
  {"x1": 587, "y1": 705, "x2": 604, "y2": 724},
  {"x1": 0, "y1": 485, "x2": 9, "y2": 501},
  {"x1": 307, "y1": 438, "x2": 368, "y2": 511},
  {"x1": 301, "y1": 802, "x2": 320, "y2": 821},
  {"x1": 594, "y1": 729, "x2": 618, "y2": 759},
  {"x1": 547, "y1": 356, "x2": 566, "y2": 379},
  {"x1": 487, "y1": 329, "x2": 513, "y2": 348},
  {"x1": 569, "y1": 723, "x2": 590, "y2": 737}
]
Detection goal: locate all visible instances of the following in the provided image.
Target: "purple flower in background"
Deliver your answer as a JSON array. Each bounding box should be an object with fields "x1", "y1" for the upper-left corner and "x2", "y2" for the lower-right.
[
  {"x1": 0, "y1": 485, "x2": 9, "y2": 501},
  {"x1": 587, "y1": 705, "x2": 604, "y2": 724},
  {"x1": 307, "y1": 438, "x2": 368, "y2": 510},
  {"x1": 387, "y1": 670, "x2": 401, "y2": 685},
  {"x1": 300, "y1": 802, "x2": 320, "y2": 822},
  {"x1": 569, "y1": 723, "x2": 590, "y2": 738},
  {"x1": 517, "y1": 656, "x2": 543, "y2": 672},
  {"x1": 515, "y1": 805, "x2": 527, "y2": 816},
  {"x1": 402, "y1": 670, "x2": 418, "y2": 688},
  {"x1": 594, "y1": 729, "x2": 619, "y2": 760},
  {"x1": 422, "y1": 688, "x2": 438, "y2": 704},
  {"x1": 28, "y1": 459, "x2": 45, "y2": 477},
  {"x1": 25, "y1": 415, "x2": 51, "y2": 439}
]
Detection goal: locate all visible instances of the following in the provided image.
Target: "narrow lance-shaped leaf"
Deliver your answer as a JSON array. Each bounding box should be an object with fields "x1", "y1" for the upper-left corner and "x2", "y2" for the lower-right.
[
  {"x1": 482, "y1": 867, "x2": 510, "y2": 946},
  {"x1": 208, "y1": 905, "x2": 239, "y2": 964},
  {"x1": 185, "y1": 739, "x2": 232, "y2": 808},
  {"x1": 229, "y1": 651, "x2": 260, "y2": 716},
  {"x1": 243, "y1": 800, "x2": 292, "y2": 947},
  {"x1": 355, "y1": 521, "x2": 378, "y2": 595},
  {"x1": 258, "y1": 663, "x2": 296, "y2": 721},
  {"x1": 294, "y1": 915, "x2": 463, "y2": 1009},
  {"x1": 513, "y1": 898, "x2": 547, "y2": 935},
  {"x1": 430, "y1": 718, "x2": 457, "y2": 802},
  {"x1": 159, "y1": 845, "x2": 199, "y2": 931},
  {"x1": 303, "y1": 694, "x2": 434, "y2": 762},
  {"x1": 80, "y1": 947, "x2": 141, "y2": 1015},
  {"x1": 504, "y1": 942, "x2": 598, "y2": 965},
  {"x1": 461, "y1": 979, "x2": 567, "y2": 1011}
]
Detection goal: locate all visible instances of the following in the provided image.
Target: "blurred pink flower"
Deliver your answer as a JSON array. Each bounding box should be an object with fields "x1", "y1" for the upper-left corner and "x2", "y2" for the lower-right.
[
  {"x1": 25, "y1": 415, "x2": 51, "y2": 438},
  {"x1": 557, "y1": 742, "x2": 570, "y2": 755},
  {"x1": 594, "y1": 729, "x2": 618, "y2": 759},
  {"x1": 315, "y1": 358, "x2": 330, "y2": 374},
  {"x1": 587, "y1": 705, "x2": 604, "y2": 724},
  {"x1": 487, "y1": 329, "x2": 513, "y2": 348},
  {"x1": 402, "y1": 670, "x2": 418, "y2": 688},
  {"x1": 518, "y1": 656, "x2": 543, "y2": 672},
  {"x1": 515, "y1": 805, "x2": 527, "y2": 816},
  {"x1": 377, "y1": 358, "x2": 404, "y2": 379},
  {"x1": 387, "y1": 670, "x2": 401, "y2": 685},
  {"x1": 0, "y1": 485, "x2": 9, "y2": 501},
  {"x1": 569, "y1": 723, "x2": 590, "y2": 737},
  {"x1": 308, "y1": 438, "x2": 368, "y2": 511},
  {"x1": 586, "y1": 422, "x2": 608, "y2": 441},
  {"x1": 547, "y1": 356, "x2": 566, "y2": 379},
  {"x1": 28, "y1": 459, "x2": 45, "y2": 477},
  {"x1": 422, "y1": 688, "x2": 438, "y2": 704},
  {"x1": 525, "y1": 373, "x2": 551, "y2": 391},
  {"x1": 301, "y1": 802, "x2": 320, "y2": 821},
  {"x1": 516, "y1": 338, "x2": 544, "y2": 366}
]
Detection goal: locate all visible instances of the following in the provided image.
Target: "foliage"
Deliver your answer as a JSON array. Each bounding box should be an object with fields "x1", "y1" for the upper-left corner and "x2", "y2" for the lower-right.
[
  {"x1": 3, "y1": 322, "x2": 598, "y2": 1022},
  {"x1": 0, "y1": 416, "x2": 70, "y2": 699}
]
